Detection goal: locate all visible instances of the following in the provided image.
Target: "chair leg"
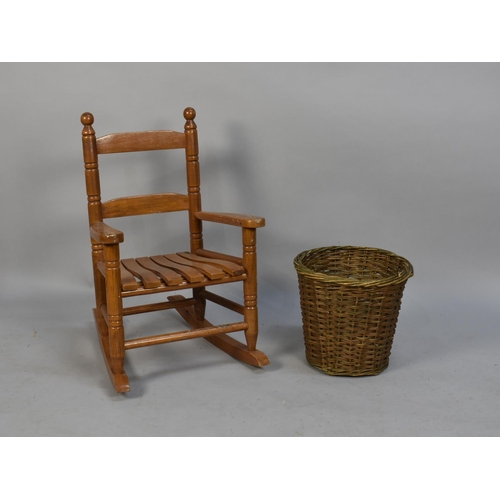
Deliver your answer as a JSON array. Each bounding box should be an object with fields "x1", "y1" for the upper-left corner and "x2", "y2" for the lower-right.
[
  {"x1": 243, "y1": 285, "x2": 259, "y2": 351},
  {"x1": 93, "y1": 307, "x2": 130, "y2": 393},
  {"x1": 193, "y1": 287, "x2": 206, "y2": 321},
  {"x1": 92, "y1": 242, "x2": 106, "y2": 312},
  {"x1": 242, "y1": 228, "x2": 259, "y2": 351},
  {"x1": 100, "y1": 244, "x2": 130, "y2": 393}
]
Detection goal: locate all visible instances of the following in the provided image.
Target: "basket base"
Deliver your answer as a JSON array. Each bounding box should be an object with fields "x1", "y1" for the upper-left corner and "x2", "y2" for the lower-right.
[{"x1": 307, "y1": 359, "x2": 389, "y2": 377}]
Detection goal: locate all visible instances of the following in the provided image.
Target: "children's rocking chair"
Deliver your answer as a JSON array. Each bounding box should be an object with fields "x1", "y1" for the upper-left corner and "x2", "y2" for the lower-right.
[{"x1": 81, "y1": 107, "x2": 269, "y2": 393}]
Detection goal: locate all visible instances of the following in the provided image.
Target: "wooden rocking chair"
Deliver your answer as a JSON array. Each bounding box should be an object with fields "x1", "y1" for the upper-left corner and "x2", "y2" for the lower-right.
[{"x1": 81, "y1": 107, "x2": 269, "y2": 393}]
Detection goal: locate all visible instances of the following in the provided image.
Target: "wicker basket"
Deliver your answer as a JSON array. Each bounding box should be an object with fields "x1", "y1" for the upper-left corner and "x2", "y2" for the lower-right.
[{"x1": 294, "y1": 246, "x2": 413, "y2": 376}]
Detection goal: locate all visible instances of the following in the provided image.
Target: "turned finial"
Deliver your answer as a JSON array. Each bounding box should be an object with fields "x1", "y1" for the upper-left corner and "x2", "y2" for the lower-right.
[
  {"x1": 81, "y1": 112, "x2": 94, "y2": 125},
  {"x1": 183, "y1": 107, "x2": 196, "y2": 120}
]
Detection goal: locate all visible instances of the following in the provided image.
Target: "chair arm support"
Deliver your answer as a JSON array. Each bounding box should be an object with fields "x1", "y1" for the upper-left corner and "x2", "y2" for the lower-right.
[
  {"x1": 90, "y1": 221, "x2": 124, "y2": 244},
  {"x1": 195, "y1": 211, "x2": 265, "y2": 228}
]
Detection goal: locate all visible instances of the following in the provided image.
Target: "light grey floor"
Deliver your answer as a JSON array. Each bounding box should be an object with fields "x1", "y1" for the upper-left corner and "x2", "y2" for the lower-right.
[{"x1": 1, "y1": 276, "x2": 497, "y2": 436}]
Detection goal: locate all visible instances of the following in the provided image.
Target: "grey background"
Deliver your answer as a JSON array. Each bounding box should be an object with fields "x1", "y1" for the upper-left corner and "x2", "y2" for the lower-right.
[{"x1": 1, "y1": 63, "x2": 498, "y2": 436}]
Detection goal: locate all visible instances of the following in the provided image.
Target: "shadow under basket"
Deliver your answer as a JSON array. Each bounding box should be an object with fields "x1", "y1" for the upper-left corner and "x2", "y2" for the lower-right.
[{"x1": 294, "y1": 246, "x2": 414, "y2": 376}]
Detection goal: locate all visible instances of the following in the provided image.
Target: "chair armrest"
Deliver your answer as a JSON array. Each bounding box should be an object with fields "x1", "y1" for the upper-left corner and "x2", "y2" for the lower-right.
[
  {"x1": 195, "y1": 211, "x2": 265, "y2": 228},
  {"x1": 90, "y1": 221, "x2": 124, "y2": 244}
]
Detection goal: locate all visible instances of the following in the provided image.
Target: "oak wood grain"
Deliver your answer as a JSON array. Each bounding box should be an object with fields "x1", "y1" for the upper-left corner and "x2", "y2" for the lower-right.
[
  {"x1": 102, "y1": 193, "x2": 189, "y2": 218},
  {"x1": 97, "y1": 130, "x2": 186, "y2": 154},
  {"x1": 195, "y1": 211, "x2": 265, "y2": 228},
  {"x1": 90, "y1": 221, "x2": 124, "y2": 244}
]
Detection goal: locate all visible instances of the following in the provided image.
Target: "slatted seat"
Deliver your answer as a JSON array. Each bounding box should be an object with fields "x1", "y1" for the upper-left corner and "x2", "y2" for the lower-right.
[
  {"x1": 114, "y1": 252, "x2": 246, "y2": 292},
  {"x1": 81, "y1": 107, "x2": 269, "y2": 393}
]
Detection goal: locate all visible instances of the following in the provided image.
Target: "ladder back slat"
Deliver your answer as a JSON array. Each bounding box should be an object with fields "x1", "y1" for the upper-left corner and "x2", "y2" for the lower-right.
[
  {"x1": 102, "y1": 193, "x2": 189, "y2": 218},
  {"x1": 96, "y1": 130, "x2": 186, "y2": 154}
]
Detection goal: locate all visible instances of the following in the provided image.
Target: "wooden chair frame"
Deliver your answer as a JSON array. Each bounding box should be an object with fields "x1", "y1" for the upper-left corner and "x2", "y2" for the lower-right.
[{"x1": 81, "y1": 107, "x2": 269, "y2": 393}]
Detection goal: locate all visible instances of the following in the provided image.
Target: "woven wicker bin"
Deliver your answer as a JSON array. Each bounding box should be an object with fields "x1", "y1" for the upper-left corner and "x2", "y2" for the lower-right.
[{"x1": 294, "y1": 246, "x2": 413, "y2": 376}]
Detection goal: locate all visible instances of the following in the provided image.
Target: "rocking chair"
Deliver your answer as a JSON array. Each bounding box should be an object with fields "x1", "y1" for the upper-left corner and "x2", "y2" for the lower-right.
[{"x1": 81, "y1": 107, "x2": 269, "y2": 393}]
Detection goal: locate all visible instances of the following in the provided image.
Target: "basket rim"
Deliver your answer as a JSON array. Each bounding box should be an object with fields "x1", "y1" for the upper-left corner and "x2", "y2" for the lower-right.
[{"x1": 294, "y1": 245, "x2": 414, "y2": 287}]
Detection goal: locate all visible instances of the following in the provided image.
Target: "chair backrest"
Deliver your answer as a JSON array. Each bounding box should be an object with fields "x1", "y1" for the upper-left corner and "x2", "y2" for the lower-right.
[{"x1": 81, "y1": 107, "x2": 203, "y2": 253}]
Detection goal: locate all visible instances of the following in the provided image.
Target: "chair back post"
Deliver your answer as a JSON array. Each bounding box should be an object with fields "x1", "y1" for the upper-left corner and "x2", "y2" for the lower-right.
[
  {"x1": 184, "y1": 107, "x2": 203, "y2": 253},
  {"x1": 81, "y1": 113, "x2": 103, "y2": 226},
  {"x1": 81, "y1": 112, "x2": 106, "y2": 309}
]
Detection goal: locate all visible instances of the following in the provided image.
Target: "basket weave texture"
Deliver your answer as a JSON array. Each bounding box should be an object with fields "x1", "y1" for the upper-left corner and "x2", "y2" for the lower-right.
[{"x1": 294, "y1": 246, "x2": 413, "y2": 376}]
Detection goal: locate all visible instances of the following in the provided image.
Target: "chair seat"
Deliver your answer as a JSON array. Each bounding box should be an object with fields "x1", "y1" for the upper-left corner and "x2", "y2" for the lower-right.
[{"x1": 102, "y1": 252, "x2": 246, "y2": 294}]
